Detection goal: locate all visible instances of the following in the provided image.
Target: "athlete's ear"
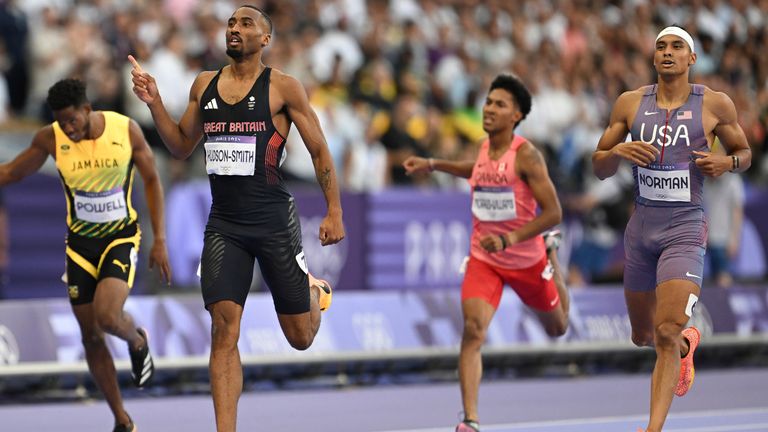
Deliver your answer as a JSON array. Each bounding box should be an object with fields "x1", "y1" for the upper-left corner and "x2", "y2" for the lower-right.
[
  {"x1": 511, "y1": 110, "x2": 523, "y2": 125},
  {"x1": 261, "y1": 33, "x2": 271, "y2": 48},
  {"x1": 689, "y1": 52, "x2": 697, "y2": 66}
]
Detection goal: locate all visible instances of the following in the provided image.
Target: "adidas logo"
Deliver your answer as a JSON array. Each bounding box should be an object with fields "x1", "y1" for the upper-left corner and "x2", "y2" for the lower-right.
[{"x1": 204, "y1": 98, "x2": 219, "y2": 110}]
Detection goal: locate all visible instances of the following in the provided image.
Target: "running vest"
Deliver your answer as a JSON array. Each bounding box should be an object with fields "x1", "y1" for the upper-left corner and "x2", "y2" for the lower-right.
[
  {"x1": 629, "y1": 84, "x2": 708, "y2": 208},
  {"x1": 54, "y1": 111, "x2": 137, "y2": 238},
  {"x1": 200, "y1": 67, "x2": 291, "y2": 225},
  {"x1": 468, "y1": 136, "x2": 546, "y2": 270}
]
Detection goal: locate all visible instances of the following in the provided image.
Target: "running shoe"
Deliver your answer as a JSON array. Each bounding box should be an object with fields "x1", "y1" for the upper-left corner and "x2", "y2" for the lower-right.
[
  {"x1": 675, "y1": 326, "x2": 701, "y2": 397},
  {"x1": 456, "y1": 419, "x2": 480, "y2": 432},
  {"x1": 543, "y1": 229, "x2": 562, "y2": 254},
  {"x1": 113, "y1": 420, "x2": 136, "y2": 432},
  {"x1": 130, "y1": 328, "x2": 154, "y2": 388},
  {"x1": 309, "y1": 273, "x2": 332, "y2": 312}
]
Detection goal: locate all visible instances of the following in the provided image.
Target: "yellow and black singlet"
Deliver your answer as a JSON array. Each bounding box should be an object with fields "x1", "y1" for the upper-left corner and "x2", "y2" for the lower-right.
[{"x1": 53, "y1": 111, "x2": 138, "y2": 239}]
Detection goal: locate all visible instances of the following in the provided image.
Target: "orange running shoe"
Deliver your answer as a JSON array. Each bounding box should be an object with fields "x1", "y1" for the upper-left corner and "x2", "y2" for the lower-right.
[
  {"x1": 675, "y1": 326, "x2": 701, "y2": 397},
  {"x1": 309, "y1": 273, "x2": 332, "y2": 311}
]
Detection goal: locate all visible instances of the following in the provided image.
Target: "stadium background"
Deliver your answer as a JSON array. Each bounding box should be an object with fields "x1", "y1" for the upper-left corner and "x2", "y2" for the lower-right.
[{"x1": 0, "y1": 0, "x2": 767, "y2": 430}]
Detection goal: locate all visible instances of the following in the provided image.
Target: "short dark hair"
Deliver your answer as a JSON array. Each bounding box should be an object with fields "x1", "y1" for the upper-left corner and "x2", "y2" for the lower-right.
[
  {"x1": 489, "y1": 74, "x2": 532, "y2": 125},
  {"x1": 47, "y1": 78, "x2": 88, "y2": 111},
  {"x1": 240, "y1": 5, "x2": 273, "y2": 34}
]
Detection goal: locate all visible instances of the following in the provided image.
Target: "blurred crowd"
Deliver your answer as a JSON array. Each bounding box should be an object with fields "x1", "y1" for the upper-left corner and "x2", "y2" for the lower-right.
[{"x1": 1, "y1": 0, "x2": 766, "y2": 286}]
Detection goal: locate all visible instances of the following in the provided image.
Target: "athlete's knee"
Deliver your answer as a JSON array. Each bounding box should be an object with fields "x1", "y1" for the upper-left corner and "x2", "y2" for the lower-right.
[
  {"x1": 210, "y1": 312, "x2": 241, "y2": 349},
  {"x1": 461, "y1": 317, "x2": 488, "y2": 346},
  {"x1": 631, "y1": 329, "x2": 654, "y2": 347},
  {"x1": 545, "y1": 318, "x2": 568, "y2": 337},
  {"x1": 94, "y1": 310, "x2": 122, "y2": 335},
  {"x1": 286, "y1": 332, "x2": 315, "y2": 351},
  {"x1": 654, "y1": 321, "x2": 684, "y2": 348},
  {"x1": 81, "y1": 332, "x2": 106, "y2": 350}
]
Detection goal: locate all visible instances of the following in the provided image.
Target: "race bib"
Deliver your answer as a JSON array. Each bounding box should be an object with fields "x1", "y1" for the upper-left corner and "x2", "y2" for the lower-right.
[
  {"x1": 637, "y1": 165, "x2": 691, "y2": 202},
  {"x1": 204, "y1": 135, "x2": 256, "y2": 176},
  {"x1": 74, "y1": 188, "x2": 128, "y2": 223},
  {"x1": 472, "y1": 186, "x2": 517, "y2": 221}
]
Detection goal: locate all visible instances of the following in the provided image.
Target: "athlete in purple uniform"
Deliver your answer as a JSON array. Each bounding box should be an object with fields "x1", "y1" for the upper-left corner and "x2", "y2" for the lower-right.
[
  {"x1": 592, "y1": 26, "x2": 751, "y2": 432},
  {"x1": 129, "y1": 6, "x2": 344, "y2": 432}
]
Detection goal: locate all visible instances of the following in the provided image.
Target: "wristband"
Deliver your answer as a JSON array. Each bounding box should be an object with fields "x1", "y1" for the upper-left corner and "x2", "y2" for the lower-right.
[
  {"x1": 428, "y1": 158, "x2": 435, "y2": 172},
  {"x1": 499, "y1": 234, "x2": 507, "y2": 250},
  {"x1": 730, "y1": 155, "x2": 739, "y2": 172}
]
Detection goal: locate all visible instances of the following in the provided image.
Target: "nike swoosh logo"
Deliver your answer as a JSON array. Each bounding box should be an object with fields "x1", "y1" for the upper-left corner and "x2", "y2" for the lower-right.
[
  {"x1": 685, "y1": 272, "x2": 701, "y2": 279},
  {"x1": 644, "y1": 111, "x2": 659, "y2": 116}
]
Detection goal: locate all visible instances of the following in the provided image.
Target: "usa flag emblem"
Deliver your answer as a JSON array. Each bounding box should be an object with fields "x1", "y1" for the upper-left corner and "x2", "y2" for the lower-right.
[{"x1": 677, "y1": 110, "x2": 692, "y2": 120}]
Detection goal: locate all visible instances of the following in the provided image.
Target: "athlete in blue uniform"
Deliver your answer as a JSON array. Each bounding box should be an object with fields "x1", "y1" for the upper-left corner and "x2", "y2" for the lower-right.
[
  {"x1": 592, "y1": 26, "x2": 751, "y2": 432},
  {"x1": 129, "y1": 6, "x2": 344, "y2": 431}
]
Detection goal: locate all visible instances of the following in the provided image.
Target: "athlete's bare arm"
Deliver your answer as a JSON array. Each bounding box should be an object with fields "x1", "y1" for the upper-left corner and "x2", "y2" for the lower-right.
[
  {"x1": 129, "y1": 119, "x2": 171, "y2": 282},
  {"x1": 692, "y1": 89, "x2": 752, "y2": 177},
  {"x1": 275, "y1": 71, "x2": 345, "y2": 246},
  {"x1": 0, "y1": 127, "x2": 54, "y2": 186},
  {"x1": 403, "y1": 156, "x2": 475, "y2": 178},
  {"x1": 128, "y1": 55, "x2": 208, "y2": 159},
  {"x1": 593, "y1": 90, "x2": 660, "y2": 180},
  {"x1": 480, "y1": 142, "x2": 562, "y2": 253}
]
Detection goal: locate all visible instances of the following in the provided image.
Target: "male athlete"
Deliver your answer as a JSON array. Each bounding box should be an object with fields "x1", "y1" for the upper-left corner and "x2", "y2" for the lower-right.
[
  {"x1": 404, "y1": 74, "x2": 569, "y2": 432},
  {"x1": 0, "y1": 78, "x2": 170, "y2": 432},
  {"x1": 129, "y1": 5, "x2": 344, "y2": 431},
  {"x1": 592, "y1": 26, "x2": 751, "y2": 432}
]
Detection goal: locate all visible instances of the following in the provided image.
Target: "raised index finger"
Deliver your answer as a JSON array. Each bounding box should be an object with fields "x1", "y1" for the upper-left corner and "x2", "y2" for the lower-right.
[{"x1": 127, "y1": 55, "x2": 143, "y2": 71}]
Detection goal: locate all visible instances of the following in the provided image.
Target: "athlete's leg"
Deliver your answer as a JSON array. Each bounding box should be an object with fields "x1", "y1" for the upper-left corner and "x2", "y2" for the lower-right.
[
  {"x1": 92, "y1": 278, "x2": 144, "y2": 349},
  {"x1": 208, "y1": 300, "x2": 244, "y2": 432},
  {"x1": 626, "y1": 289, "x2": 656, "y2": 347},
  {"x1": 459, "y1": 297, "x2": 497, "y2": 424},
  {"x1": 646, "y1": 279, "x2": 699, "y2": 432},
  {"x1": 276, "y1": 279, "x2": 322, "y2": 350},
  {"x1": 71, "y1": 302, "x2": 132, "y2": 427},
  {"x1": 532, "y1": 249, "x2": 569, "y2": 336},
  {"x1": 458, "y1": 257, "x2": 503, "y2": 426}
]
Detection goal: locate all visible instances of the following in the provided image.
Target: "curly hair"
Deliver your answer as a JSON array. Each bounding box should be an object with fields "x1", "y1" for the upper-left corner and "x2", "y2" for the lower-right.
[
  {"x1": 489, "y1": 74, "x2": 532, "y2": 127},
  {"x1": 46, "y1": 78, "x2": 88, "y2": 111}
]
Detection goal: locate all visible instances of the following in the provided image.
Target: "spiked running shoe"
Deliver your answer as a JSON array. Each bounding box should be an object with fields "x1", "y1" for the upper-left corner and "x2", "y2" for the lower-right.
[
  {"x1": 543, "y1": 229, "x2": 562, "y2": 254},
  {"x1": 309, "y1": 273, "x2": 332, "y2": 311},
  {"x1": 675, "y1": 326, "x2": 701, "y2": 397},
  {"x1": 130, "y1": 328, "x2": 154, "y2": 388},
  {"x1": 456, "y1": 419, "x2": 480, "y2": 432}
]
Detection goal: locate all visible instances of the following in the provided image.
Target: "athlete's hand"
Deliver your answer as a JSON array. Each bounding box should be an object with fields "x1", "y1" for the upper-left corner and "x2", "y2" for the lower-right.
[
  {"x1": 692, "y1": 150, "x2": 731, "y2": 177},
  {"x1": 403, "y1": 156, "x2": 431, "y2": 175},
  {"x1": 149, "y1": 239, "x2": 171, "y2": 284},
  {"x1": 128, "y1": 55, "x2": 160, "y2": 106},
  {"x1": 479, "y1": 232, "x2": 516, "y2": 253},
  {"x1": 319, "y1": 212, "x2": 345, "y2": 246},
  {"x1": 610, "y1": 141, "x2": 660, "y2": 167}
]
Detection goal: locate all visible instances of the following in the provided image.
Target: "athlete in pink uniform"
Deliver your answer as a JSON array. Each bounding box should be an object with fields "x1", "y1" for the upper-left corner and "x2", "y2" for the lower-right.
[
  {"x1": 404, "y1": 75, "x2": 568, "y2": 432},
  {"x1": 592, "y1": 26, "x2": 751, "y2": 432}
]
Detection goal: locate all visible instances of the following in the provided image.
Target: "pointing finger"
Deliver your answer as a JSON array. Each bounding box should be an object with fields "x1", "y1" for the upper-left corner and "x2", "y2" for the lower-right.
[{"x1": 128, "y1": 55, "x2": 143, "y2": 71}]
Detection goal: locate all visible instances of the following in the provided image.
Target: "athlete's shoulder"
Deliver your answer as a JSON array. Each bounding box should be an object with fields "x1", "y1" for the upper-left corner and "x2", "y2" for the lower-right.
[
  {"x1": 702, "y1": 85, "x2": 735, "y2": 112},
  {"x1": 268, "y1": 68, "x2": 301, "y2": 89},
  {"x1": 516, "y1": 139, "x2": 544, "y2": 165},
  {"x1": 190, "y1": 70, "x2": 220, "y2": 98},
  {"x1": 32, "y1": 124, "x2": 56, "y2": 153}
]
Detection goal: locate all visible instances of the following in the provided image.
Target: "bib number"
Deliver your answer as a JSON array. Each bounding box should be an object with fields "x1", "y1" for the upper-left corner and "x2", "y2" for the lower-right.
[
  {"x1": 74, "y1": 188, "x2": 127, "y2": 223},
  {"x1": 204, "y1": 135, "x2": 256, "y2": 176},
  {"x1": 637, "y1": 166, "x2": 691, "y2": 202},
  {"x1": 472, "y1": 186, "x2": 517, "y2": 221}
]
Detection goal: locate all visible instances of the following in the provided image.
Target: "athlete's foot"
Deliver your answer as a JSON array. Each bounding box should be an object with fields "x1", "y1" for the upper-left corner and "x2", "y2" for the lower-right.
[
  {"x1": 543, "y1": 229, "x2": 562, "y2": 254},
  {"x1": 675, "y1": 326, "x2": 701, "y2": 397},
  {"x1": 113, "y1": 418, "x2": 136, "y2": 432},
  {"x1": 309, "y1": 273, "x2": 332, "y2": 311},
  {"x1": 129, "y1": 328, "x2": 154, "y2": 388},
  {"x1": 456, "y1": 419, "x2": 480, "y2": 432}
]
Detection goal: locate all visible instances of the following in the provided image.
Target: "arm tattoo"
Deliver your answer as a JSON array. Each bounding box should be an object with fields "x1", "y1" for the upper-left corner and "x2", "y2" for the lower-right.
[{"x1": 319, "y1": 167, "x2": 332, "y2": 192}]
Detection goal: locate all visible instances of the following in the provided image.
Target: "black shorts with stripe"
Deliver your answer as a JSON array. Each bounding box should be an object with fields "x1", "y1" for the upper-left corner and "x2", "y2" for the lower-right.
[
  {"x1": 65, "y1": 223, "x2": 141, "y2": 305},
  {"x1": 200, "y1": 200, "x2": 309, "y2": 314}
]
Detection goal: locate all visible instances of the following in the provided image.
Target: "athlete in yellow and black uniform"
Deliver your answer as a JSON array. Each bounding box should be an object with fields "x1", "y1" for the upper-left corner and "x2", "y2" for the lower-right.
[
  {"x1": 55, "y1": 110, "x2": 143, "y2": 301},
  {"x1": 0, "y1": 78, "x2": 171, "y2": 432}
]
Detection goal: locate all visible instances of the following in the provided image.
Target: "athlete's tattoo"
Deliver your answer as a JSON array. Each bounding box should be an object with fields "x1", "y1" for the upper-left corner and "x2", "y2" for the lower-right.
[{"x1": 319, "y1": 167, "x2": 331, "y2": 191}]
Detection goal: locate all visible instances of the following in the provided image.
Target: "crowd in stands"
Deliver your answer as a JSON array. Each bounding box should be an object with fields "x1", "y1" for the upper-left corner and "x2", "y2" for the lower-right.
[{"x1": 1, "y1": 0, "x2": 766, "y2": 286}]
